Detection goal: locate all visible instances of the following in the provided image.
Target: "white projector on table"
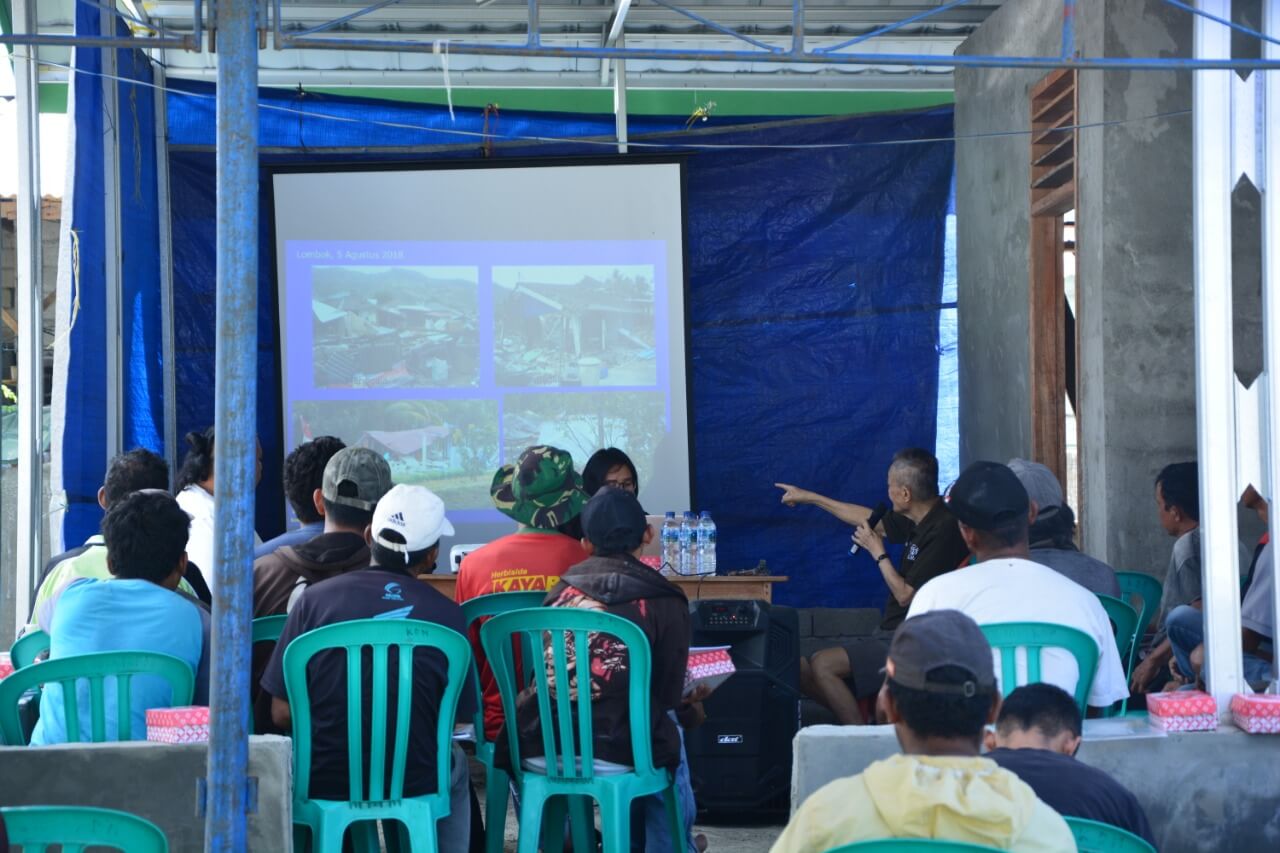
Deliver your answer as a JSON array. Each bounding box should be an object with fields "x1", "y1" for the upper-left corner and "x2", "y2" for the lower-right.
[{"x1": 449, "y1": 543, "x2": 484, "y2": 574}]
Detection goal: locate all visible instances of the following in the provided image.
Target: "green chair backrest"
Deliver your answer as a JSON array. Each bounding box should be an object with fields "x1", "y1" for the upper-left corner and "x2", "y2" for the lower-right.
[
  {"x1": 1115, "y1": 572, "x2": 1163, "y2": 645},
  {"x1": 281, "y1": 617, "x2": 471, "y2": 803},
  {"x1": 252, "y1": 614, "x2": 288, "y2": 645},
  {"x1": 823, "y1": 840, "x2": 1001, "y2": 852},
  {"x1": 10, "y1": 630, "x2": 51, "y2": 669},
  {"x1": 979, "y1": 622, "x2": 1100, "y2": 714},
  {"x1": 481, "y1": 607, "x2": 659, "y2": 782},
  {"x1": 1064, "y1": 817, "x2": 1157, "y2": 853},
  {"x1": 1095, "y1": 594, "x2": 1140, "y2": 668},
  {"x1": 460, "y1": 591, "x2": 546, "y2": 739},
  {"x1": 1, "y1": 805, "x2": 169, "y2": 852},
  {"x1": 0, "y1": 651, "x2": 195, "y2": 745}
]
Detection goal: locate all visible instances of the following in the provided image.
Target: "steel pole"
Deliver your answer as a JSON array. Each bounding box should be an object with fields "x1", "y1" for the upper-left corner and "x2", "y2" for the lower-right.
[
  {"x1": 102, "y1": 3, "x2": 123, "y2": 462},
  {"x1": 12, "y1": 0, "x2": 44, "y2": 639},
  {"x1": 204, "y1": 0, "x2": 259, "y2": 848},
  {"x1": 1263, "y1": 0, "x2": 1280, "y2": 692},
  {"x1": 155, "y1": 58, "x2": 180, "y2": 484},
  {"x1": 1193, "y1": 0, "x2": 1247, "y2": 709}
]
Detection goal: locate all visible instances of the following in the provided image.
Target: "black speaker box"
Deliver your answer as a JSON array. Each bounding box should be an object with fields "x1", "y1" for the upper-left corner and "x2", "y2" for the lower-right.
[{"x1": 684, "y1": 599, "x2": 800, "y2": 818}]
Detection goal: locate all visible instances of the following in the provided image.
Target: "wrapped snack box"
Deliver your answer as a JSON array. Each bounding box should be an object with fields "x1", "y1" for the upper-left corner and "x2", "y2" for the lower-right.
[
  {"x1": 1147, "y1": 690, "x2": 1217, "y2": 732},
  {"x1": 146, "y1": 706, "x2": 210, "y2": 744},
  {"x1": 1230, "y1": 693, "x2": 1280, "y2": 734},
  {"x1": 685, "y1": 646, "x2": 735, "y2": 697},
  {"x1": 0, "y1": 652, "x2": 13, "y2": 681}
]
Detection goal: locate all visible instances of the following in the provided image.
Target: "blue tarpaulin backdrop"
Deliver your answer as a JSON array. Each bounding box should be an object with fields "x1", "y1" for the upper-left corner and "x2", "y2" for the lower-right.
[{"x1": 61, "y1": 34, "x2": 954, "y2": 609}]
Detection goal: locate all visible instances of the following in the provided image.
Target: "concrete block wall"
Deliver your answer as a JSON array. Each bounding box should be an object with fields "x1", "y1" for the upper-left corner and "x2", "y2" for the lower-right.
[
  {"x1": 954, "y1": 0, "x2": 1264, "y2": 577},
  {"x1": 0, "y1": 737, "x2": 293, "y2": 850},
  {"x1": 791, "y1": 721, "x2": 1280, "y2": 853}
]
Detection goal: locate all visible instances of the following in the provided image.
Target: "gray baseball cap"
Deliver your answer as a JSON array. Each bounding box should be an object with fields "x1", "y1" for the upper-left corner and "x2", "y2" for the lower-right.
[
  {"x1": 887, "y1": 610, "x2": 996, "y2": 697},
  {"x1": 322, "y1": 447, "x2": 392, "y2": 511},
  {"x1": 1007, "y1": 457, "x2": 1065, "y2": 511}
]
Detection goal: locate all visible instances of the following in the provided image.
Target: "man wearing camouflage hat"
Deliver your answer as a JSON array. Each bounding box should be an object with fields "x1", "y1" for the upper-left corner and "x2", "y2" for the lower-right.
[{"x1": 456, "y1": 445, "x2": 588, "y2": 740}]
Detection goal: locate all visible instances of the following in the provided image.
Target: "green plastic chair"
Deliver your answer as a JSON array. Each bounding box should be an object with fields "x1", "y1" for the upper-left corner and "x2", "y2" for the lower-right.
[
  {"x1": 0, "y1": 650, "x2": 195, "y2": 745},
  {"x1": 1096, "y1": 595, "x2": 1139, "y2": 669},
  {"x1": 282, "y1": 618, "x2": 472, "y2": 853},
  {"x1": 481, "y1": 608, "x2": 684, "y2": 853},
  {"x1": 253, "y1": 614, "x2": 288, "y2": 644},
  {"x1": 1064, "y1": 817, "x2": 1157, "y2": 853},
  {"x1": 1, "y1": 805, "x2": 169, "y2": 852},
  {"x1": 459, "y1": 591, "x2": 547, "y2": 853},
  {"x1": 9, "y1": 629, "x2": 51, "y2": 669},
  {"x1": 979, "y1": 622, "x2": 1100, "y2": 715},
  {"x1": 824, "y1": 840, "x2": 999, "y2": 851},
  {"x1": 1115, "y1": 572, "x2": 1163, "y2": 659}
]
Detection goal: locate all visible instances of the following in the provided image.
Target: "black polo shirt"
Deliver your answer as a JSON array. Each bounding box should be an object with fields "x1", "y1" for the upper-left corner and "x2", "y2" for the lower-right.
[
  {"x1": 878, "y1": 500, "x2": 969, "y2": 630},
  {"x1": 261, "y1": 566, "x2": 477, "y2": 800},
  {"x1": 987, "y1": 748, "x2": 1156, "y2": 848}
]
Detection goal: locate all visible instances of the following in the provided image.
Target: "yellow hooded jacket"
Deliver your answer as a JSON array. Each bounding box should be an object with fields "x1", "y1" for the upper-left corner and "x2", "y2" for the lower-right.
[{"x1": 770, "y1": 754, "x2": 1077, "y2": 853}]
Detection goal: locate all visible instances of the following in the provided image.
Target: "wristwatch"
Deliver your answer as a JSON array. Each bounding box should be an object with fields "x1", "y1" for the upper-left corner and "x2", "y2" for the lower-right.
[{"x1": 876, "y1": 553, "x2": 891, "y2": 563}]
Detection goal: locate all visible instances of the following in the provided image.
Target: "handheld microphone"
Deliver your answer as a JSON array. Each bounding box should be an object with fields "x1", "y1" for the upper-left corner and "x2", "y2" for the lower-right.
[{"x1": 849, "y1": 501, "x2": 890, "y2": 556}]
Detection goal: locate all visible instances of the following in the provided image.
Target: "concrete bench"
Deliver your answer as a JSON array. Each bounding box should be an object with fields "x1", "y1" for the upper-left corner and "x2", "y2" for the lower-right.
[
  {"x1": 0, "y1": 735, "x2": 292, "y2": 850},
  {"x1": 792, "y1": 717, "x2": 1280, "y2": 853}
]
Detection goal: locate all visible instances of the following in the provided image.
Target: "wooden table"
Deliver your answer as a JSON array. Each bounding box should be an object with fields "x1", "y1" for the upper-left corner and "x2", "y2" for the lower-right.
[{"x1": 419, "y1": 573, "x2": 787, "y2": 603}]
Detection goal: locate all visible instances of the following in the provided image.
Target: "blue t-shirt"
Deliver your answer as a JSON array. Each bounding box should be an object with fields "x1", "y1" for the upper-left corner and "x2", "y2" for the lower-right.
[{"x1": 31, "y1": 578, "x2": 206, "y2": 745}]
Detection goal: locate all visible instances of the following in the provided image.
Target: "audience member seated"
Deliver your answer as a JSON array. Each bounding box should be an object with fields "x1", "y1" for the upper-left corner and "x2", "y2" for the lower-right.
[
  {"x1": 456, "y1": 445, "x2": 587, "y2": 740},
  {"x1": 780, "y1": 448, "x2": 969, "y2": 724},
  {"x1": 255, "y1": 435, "x2": 346, "y2": 558},
  {"x1": 1172, "y1": 493, "x2": 1275, "y2": 689},
  {"x1": 985, "y1": 684, "x2": 1156, "y2": 848},
  {"x1": 505, "y1": 487, "x2": 691, "y2": 852},
  {"x1": 908, "y1": 461, "x2": 1128, "y2": 710},
  {"x1": 769, "y1": 610, "x2": 1073, "y2": 853},
  {"x1": 31, "y1": 490, "x2": 209, "y2": 745},
  {"x1": 253, "y1": 446, "x2": 391, "y2": 616},
  {"x1": 583, "y1": 446, "x2": 641, "y2": 497},
  {"x1": 27, "y1": 449, "x2": 206, "y2": 634},
  {"x1": 175, "y1": 426, "x2": 263, "y2": 592},
  {"x1": 1008, "y1": 458, "x2": 1121, "y2": 597},
  {"x1": 261, "y1": 484, "x2": 474, "y2": 850}
]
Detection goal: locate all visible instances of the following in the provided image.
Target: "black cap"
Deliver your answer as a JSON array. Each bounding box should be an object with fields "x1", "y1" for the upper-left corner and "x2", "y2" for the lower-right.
[
  {"x1": 887, "y1": 610, "x2": 996, "y2": 697},
  {"x1": 945, "y1": 460, "x2": 1030, "y2": 530},
  {"x1": 581, "y1": 487, "x2": 648, "y2": 554}
]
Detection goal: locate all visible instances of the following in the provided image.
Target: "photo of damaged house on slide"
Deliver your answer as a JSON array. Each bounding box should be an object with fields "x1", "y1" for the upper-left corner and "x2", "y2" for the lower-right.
[
  {"x1": 310, "y1": 265, "x2": 479, "y2": 389},
  {"x1": 493, "y1": 265, "x2": 657, "y2": 387}
]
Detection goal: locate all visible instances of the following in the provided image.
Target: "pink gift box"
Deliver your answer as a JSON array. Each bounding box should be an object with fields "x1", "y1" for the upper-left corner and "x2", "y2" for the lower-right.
[
  {"x1": 1231, "y1": 693, "x2": 1280, "y2": 734},
  {"x1": 0, "y1": 652, "x2": 13, "y2": 682},
  {"x1": 685, "y1": 646, "x2": 735, "y2": 695},
  {"x1": 146, "y1": 706, "x2": 210, "y2": 744},
  {"x1": 1148, "y1": 691, "x2": 1217, "y2": 732}
]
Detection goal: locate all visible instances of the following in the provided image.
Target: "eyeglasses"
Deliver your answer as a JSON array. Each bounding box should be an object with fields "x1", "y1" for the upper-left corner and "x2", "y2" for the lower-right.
[{"x1": 603, "y1": 478, "x2": 637, "y2": 492}]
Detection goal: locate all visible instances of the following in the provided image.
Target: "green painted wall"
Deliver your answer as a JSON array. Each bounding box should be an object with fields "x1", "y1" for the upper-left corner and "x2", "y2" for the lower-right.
[{"x1": 26, "y1": 81, "x2": 950, "y2": 117}]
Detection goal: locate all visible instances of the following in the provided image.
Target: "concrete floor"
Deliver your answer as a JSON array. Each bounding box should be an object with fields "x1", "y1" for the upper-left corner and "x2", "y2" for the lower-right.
[{"x1": 469, "y1": 757, "x2": 784, "y2": 853}]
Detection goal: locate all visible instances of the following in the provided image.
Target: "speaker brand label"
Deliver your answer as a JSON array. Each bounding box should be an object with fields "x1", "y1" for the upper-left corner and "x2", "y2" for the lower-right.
[{"x1": 717, "y1": 734, "x2": 744, "y2": 745}]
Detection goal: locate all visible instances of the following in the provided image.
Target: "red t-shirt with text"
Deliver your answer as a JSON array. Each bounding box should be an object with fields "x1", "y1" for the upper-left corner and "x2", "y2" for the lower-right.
[{"x1": 455, "y1": 532, "x2": 586, "y2": 738}]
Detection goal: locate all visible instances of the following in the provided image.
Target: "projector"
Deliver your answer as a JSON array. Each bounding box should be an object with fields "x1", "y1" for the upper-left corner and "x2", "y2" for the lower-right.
[{"x1": 449, "y1": 543, "x2": 485, "y2": 574}]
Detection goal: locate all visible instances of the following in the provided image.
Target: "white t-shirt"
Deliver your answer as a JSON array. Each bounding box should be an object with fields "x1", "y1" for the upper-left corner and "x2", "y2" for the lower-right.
[
  {"x1": 176, "y1": 484, "x2": 261, "y2": 596},
  {"x1": 1241, "y1": 543, "x2": 1274, "y2": 639},
  {"x1": 907, "y1": 557, "x2": 1129, "y2": 708}
]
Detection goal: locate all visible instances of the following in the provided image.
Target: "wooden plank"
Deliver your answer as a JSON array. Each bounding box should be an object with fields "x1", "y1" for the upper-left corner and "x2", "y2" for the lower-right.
[
  {"x1": 1028, "y1": 215, "x2": 1068, "y2": 489},
  {"x1": 415, "y1": 573, "x2": 787, "y2": 603},
  {"x1": 1031, "y1": 182, "x2": 1076, "y2": 218},
  {"x1": 1032, "y1": 158, "x2": 1075, "y2": 190},
  {"x1": 1030, "y1": 68, "x2": 1074, "y2": 102},
  {"x1": 1032, "y1": 135, "x2": 1075, "y2": 168},
  {"x1": 1, "y1": 308, "x2": 17, "y2": 335},
  {"x1": 1032, "y1": 84, "x2": 1075, "y2": 125}
]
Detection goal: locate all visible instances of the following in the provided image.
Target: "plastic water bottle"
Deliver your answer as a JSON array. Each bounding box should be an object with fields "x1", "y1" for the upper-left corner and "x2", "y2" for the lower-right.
[
  {"x1": 661, "y1": 512, "x2": 681, "y2": 577},
  {"x1": 697, "y1": 511, "x2": 717, "y2": 575},
  {"x1": 678, "y1": 511, "x2": 695, "y2": 576}
]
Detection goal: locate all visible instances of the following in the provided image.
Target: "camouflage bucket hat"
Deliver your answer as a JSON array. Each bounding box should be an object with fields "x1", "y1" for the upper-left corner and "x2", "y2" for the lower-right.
[{"x1": 490, "y1": 445, "x2": 588, "y2": 529}]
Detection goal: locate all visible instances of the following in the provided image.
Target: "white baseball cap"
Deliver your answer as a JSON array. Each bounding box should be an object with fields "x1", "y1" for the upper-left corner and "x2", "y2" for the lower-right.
[{"x1": 371, "y1": 484, "x2": 455, "y2": 561}]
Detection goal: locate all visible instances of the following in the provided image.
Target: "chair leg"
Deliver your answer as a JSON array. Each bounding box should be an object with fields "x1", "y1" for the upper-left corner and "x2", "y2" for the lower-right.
[
  {"x1": 568, "y1": 795, "x2": 594, "y2": 853},
  {"x1": 351, "y1": 820, "x2": 380, "y2": 853},
  {"x1": 516, "y1": 783, "x2": 547, "y2": 853},
  {"x1": 485, "y1": 766, "x2": 511, "y2": 853},
  {"x1": 312, "y1": 812, "x2": 349, "y2": 853},
  {"x1": 663, "y1": 782, "x2": 684, "y2": 852},
  {"x1": 540, "y1": 796, "x2": 568, "y2": 853},
  {"x1": 596, "y1": 789, "x2": 631, "y2": 853}
]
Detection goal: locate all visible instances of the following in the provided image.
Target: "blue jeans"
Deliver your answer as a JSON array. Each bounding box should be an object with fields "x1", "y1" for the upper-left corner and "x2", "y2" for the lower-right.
[
  {"x1": 1167, "y1": 604, "x2": 1275, "y2": 685},
  {"x1": 637, "y1": 712, "x2": 698, "y2": 853},
  {"x1": 1166, "y1": 605, "x2": 1204, "y2": 679}
]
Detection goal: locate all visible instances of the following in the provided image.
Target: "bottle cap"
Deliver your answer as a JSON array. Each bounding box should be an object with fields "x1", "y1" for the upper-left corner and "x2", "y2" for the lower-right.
[
  {"x1": 665, "y1": 511, "x2": 675, "y2": 518},
  {"x1": 700, "y1": 511, "x2": 710, "y2": 518}
]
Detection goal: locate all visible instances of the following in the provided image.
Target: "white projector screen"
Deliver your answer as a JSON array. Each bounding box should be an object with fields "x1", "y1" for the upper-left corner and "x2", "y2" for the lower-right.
[{"x1": 271, "y1": 160, "x2": 692, "y2": 558}]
